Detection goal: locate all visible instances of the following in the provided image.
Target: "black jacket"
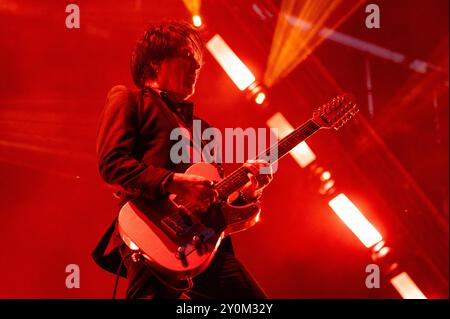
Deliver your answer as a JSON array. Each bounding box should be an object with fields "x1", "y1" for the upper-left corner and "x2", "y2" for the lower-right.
[{"x1": 92, "y1": 85, "x2": 229, "y2": 277}]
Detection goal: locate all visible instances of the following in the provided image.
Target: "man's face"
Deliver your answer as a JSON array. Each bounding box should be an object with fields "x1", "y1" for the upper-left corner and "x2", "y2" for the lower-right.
[{"x1": 154, "y1": 46, "x2": 202, "y2": 102}]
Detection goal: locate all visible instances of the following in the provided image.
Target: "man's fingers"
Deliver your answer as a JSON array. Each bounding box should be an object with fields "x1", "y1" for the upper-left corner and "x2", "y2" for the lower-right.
[
  {"x1": 246, "y1": 173, "x2": 259, "y2": 189},
  {"x1": 244, "y1": 160, "x2": 270, "y2": 171},
  {"x1": 244, "y1": 163, "x2": 259, "y2": 175},
  {"x1": 189, "y1": 198, "x2": 209, "y2": 212},
  {"x1": 199, "y1": 179, "x2": 215, "y2": 187},
  {"x1": 200, "y1": 189, "x2": 216, "y2": 202},
  {"x1": 211, "y1": 189, "x2": 219, "y2": 201},
  {"x1": 247, "y1": 159, "x2": 268, "y2": 164},
  {"x1": 246, "y1": 167, "x2": 273, "y2": 190},
  {"x1": 257, "y1": 174, "x2": 271, "y2": 187},
  {"x1": 244, "y1": 161, "x2": 272, "y2": 177}
]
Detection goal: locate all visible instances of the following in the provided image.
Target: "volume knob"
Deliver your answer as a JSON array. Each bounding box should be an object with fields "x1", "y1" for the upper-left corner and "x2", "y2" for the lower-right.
[
  {"x1": 192, "y1": 235, "x2": 204, "y2": 255},
  {"x1": 176, "y1": 246, "x2": 188, "y2": 267}
]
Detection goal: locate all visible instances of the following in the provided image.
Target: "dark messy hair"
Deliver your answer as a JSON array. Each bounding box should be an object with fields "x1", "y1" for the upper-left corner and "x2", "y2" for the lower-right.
[{"x1": 130, "y1": 21, "x2": 204, "y2": 88}]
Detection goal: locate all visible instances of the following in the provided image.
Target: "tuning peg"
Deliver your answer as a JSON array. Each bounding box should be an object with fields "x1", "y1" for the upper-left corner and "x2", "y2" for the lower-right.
[{"x1": 331, "y1": 100, "x2": 336, "y2": 110}]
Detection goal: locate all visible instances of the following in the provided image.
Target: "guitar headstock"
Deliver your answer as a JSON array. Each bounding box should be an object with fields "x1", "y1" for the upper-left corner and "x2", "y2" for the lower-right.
[{"x1": 312, "y1": 94, "x2": 358, "y2": 130}]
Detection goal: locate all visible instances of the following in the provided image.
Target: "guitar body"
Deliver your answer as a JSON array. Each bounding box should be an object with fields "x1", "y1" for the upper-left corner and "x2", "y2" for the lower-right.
[{"x1": 117, "y1": 162, "x2": 261, "y2": 280}]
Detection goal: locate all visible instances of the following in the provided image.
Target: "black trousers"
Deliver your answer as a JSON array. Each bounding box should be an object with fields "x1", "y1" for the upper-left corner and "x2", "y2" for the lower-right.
[{"x1": 119, "y1": 241, "x2": 267, "y2": 299}]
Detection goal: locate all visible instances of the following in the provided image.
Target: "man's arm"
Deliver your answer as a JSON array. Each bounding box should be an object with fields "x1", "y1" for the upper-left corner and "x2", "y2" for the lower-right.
[{"x1": 96, "y1": 85, "x2": 172, "y2": 200}]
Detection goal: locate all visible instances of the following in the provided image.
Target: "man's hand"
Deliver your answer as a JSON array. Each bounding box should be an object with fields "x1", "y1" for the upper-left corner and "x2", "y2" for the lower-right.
[
  {"x1": 241, "y1": 159, "x2": 273, "y2": 201},
  {"x1": 165, "y1": 173, "x2": 218, "y2": 212}
]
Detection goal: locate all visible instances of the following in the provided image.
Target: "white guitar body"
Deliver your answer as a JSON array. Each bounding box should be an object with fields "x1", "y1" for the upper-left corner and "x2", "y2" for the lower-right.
[{"x1": 117, "y1": 162, "x2": 261, "y2": 281}]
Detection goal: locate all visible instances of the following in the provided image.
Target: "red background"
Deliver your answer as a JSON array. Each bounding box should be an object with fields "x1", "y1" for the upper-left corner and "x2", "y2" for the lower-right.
[{"x1": 0, "y1": 0, "x2": 448, "y2": 298}]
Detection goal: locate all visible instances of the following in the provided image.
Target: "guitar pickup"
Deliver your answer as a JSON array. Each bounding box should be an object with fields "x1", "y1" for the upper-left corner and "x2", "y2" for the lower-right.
[{"x1": 161, "y1": 214, "x2": 192, "y2": 236}]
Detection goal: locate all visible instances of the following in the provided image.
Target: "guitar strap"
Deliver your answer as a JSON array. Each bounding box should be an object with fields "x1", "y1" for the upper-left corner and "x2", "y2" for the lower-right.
[
  {"x1": 158, "y1": 89, "x2": 224, "y2": 177},
  {"x1": 91, "y1": 217, "x2": 127, "y2": 277}
]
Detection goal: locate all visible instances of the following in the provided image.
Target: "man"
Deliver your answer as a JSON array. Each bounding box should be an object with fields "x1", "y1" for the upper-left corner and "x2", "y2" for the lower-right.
[{"x1": 93, "y1": 21, "x2": 272, "y2": 299}]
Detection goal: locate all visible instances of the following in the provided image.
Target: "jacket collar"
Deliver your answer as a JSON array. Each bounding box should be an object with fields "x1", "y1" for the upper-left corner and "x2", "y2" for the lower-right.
[{"x1": 144, "y1": 86, "x2": 194, "y2": 124}]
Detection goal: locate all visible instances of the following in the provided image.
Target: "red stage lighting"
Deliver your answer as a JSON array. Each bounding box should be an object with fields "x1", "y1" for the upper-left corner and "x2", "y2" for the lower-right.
[
  {"x1": 246, "y1": 82, "x2": 268, "y2": 106},
  {"x1": 192, "y1": 15, "x2": 202, "y2": 28},
  {"x1": 254, "y1": 92, "x2": 266, "y2": 105},
  {"x1": 206, "y1": 34, "x2": 256, "y2": 91},
  {"x1": 390, "y1": 272, "x2": 427, "y2": 299},
  {"x1": 320, "y1": 171, "x2": 331, "y2": 181},
  {"x1": 328, "y1": 193, "x2": 383, "y2": 248},
  {"x1": 266, "y1": 112, "x2": 317, "y2": 168}
]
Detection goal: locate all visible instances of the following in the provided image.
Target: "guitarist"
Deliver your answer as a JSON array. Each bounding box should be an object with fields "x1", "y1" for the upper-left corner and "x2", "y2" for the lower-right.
[{"x1": 93, "y1": 21, "x2": 273, "y2": 299}]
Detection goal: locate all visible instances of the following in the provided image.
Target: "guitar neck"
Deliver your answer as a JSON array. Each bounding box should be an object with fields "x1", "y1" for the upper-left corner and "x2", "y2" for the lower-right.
[{"x1": 216, "y1": 119, "x2": 321, "y2": 198}]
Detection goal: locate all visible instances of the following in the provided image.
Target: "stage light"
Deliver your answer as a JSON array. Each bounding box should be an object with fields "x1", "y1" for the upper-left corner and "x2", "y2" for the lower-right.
[
  {"x1": 390, "y1": 272, "x2": 427, "y2": 299},
  {"x1": 310, "y1": 165, "x2": 335, "y2": 195},
  {"x1": 206, "y1": 34, "x2": 256, "y2": 90},
  {"x1": 246, "y1": 82, "x2": 268, "y2": 106},
  {"x1": 370, "y1": 242, "x2": 400, "y2": 276},
  {"x1": 255, "y1": 92, "x2": 266, "y2": 105},
  {"x1": 320, "y1": 171, "x2": 331, "y2": 181},
  {"x1": 255, "y1": 211, "x2": 261, "y2": 223},
  {"x1": 182, "y1": 1, "x2": 201, "y2": 16},
  {"x1": 192, "y1": 15, "x2": 202, "y2": 27},
  {"x1": 182, "y1": 1, "x2": 202, "y2": 28},
  {"x1": 129, "y1": 240, "x2": 139, "y2": 251},
  {"x1": 378, "y1": 246, "x2": 390, "y2": 258},
  {"x1": 328, "y1": 193, "x2": 383, "y2": 248},
  {"x1": 266, "y1": 112, "x2": 317, "y2": 168},
  {"x1": 264, "y1": 0, "x2": 364, "y2": 87},
  {"x1": 319, "y1": 179, "x2": 335, "y2": 195},
  {"x1": 372, "y1": 240, "x2": 385, "y2": 252},
  {"x1": 313, "y1": 165, "x2": 324, "y2": 175}
]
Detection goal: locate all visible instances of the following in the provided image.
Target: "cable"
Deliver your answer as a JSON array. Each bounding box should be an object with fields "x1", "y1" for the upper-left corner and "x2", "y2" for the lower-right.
[
  {"x1": 112, "y1": 252, "x2": 134, "y2": 299},
  {"x1": 112, "y1": 251, "x2": 194, "y2": 299},
  {"x1": 145, "y1": 260, "x2": 194, "y2": 293}
]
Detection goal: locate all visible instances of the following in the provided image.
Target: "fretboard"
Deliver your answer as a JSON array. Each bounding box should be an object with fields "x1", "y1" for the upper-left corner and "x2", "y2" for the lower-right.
[{"x1": 215, "y1": 119, "x2": 320, "y2": 198}]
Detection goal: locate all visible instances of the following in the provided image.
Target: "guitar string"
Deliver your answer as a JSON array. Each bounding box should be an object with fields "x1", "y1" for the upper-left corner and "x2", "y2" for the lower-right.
[
  {"x1": 182, "y1": 102, "x2": 355, "y2": 209},
  {"x1": 182, "y1": 120, "x2": 319, "y2": 210},
  {"x1": 214, "y1": 120, "x2": 320, "y2": 197},
  {"x1": 185, "y1": 105, "x2": 354, "y2": 210},
  {"x1": 216, "y1": 120, "x2": 318, "y2": 189}
]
